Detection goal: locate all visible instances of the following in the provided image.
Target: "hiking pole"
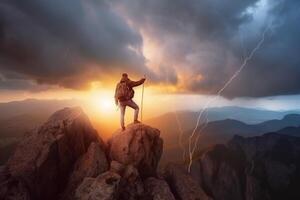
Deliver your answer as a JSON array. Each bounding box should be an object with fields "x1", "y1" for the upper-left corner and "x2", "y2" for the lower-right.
[{"x1": 140, "y1": 75, "x2": 145, "y2": 123}]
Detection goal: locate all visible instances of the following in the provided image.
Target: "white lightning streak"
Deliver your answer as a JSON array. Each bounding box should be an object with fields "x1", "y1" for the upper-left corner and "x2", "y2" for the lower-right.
[{"x1": 187, "y1": 21, "x2": 273, "y2": 172}]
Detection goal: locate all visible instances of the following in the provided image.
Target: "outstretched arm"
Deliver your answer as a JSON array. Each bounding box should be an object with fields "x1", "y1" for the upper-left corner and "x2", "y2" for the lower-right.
[{"x1": 129, "y1": 78, "x2": 146, "y2": 87}]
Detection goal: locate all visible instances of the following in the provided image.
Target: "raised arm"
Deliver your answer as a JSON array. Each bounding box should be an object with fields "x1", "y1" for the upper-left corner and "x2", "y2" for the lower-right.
[{"x1": 128, "y1": 78, "x2": 146, "y2": 87}]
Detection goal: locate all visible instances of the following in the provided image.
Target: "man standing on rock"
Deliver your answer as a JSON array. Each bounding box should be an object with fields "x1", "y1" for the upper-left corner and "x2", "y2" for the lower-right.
[{"x1": 115, "y1": 73, "x2": 146, "y2": 131}]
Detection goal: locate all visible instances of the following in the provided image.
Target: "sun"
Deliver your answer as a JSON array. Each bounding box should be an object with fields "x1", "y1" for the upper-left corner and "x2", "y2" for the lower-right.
[
  {"x1": 99, "y1": 96, "x2": 114, "y2": 112},
  {"x1": 89, "y1": 90, "x2": 115, "y2": 115}
]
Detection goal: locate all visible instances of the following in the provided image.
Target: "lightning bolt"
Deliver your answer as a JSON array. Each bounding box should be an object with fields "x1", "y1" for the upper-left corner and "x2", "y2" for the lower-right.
[
  {"x1": 191, "y1": 109, "x2": 209, "y2": 155},
  {"x1": 187, "y1": 21, "x2": 274, "y2": 172}
]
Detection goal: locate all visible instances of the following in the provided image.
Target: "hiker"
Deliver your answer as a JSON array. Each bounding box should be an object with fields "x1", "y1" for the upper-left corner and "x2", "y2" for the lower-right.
[{"x1": 115, "y1": 73, "x2": 146, "y2": 131}]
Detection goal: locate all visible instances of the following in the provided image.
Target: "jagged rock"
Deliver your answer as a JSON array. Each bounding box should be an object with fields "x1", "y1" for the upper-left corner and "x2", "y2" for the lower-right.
[
  {"x1": 61, "y1": 142, "x2": 109, "y2": 199},
  {"x1": 75, "y1": 171, "x2": 120, "y2": 200},
  {"x1": 189, "y1": 133, "x2": 300, "y2": 200},
  {"x1": 109, "y1": 123, "x2": 163, "y2": 178},
  {"x1": 110, "y1": 160, "x2": 125, "y2": 174},
  {"x1": 246, "y1": 174, "x2": 270, "y2": 200},
  {"x1": 229, "y1": 133, "x2": 300, "y2": 200},
  {"x1": 3, "y1": 107, "x2": 103, "y2": 200},
  {"x1": 164, "y1": 164, "x2": 212, "y2": 200},
  {"x1": 0, "y1": 166, "x2": 8, "y2": 182},
  {"x1": 0, "y1": 166, "x2": 31, "y2": 200},
  {"x1": 144, "y1": 177, "x2": 176, "y2": 200},
  {"x1": 0, "y1": 178, "x2": 31, "y2": 200},
  {"x1": 118, "y1": 164, "x2": 144, "y2": 200},
  {"x1": 198, "y1": 144, "x2": 245, "y2": 200}
]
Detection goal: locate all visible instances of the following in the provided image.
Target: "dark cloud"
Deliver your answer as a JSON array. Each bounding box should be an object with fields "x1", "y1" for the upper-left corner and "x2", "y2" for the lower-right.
[
  {"x1": 1, "y1": 0, "x2": 299, "y2": 98},
  {"x1": 0, "y1": 0, "x2": 155, "y2": 89},
  {"x1": 223, "y1": 0, "x2": 300, "y2": 98},
  {"x1": 114, "y1": 0, "x2": 300, "y2": 98}
]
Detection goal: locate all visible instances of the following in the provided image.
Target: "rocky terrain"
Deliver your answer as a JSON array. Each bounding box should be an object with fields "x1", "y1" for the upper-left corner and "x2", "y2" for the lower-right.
[
  {"x1": 1, "y1": 107, "x2": 300, "y2": 200},
  {"x1": 190, "y1": 133, "x2": 300, "y2": 200}
]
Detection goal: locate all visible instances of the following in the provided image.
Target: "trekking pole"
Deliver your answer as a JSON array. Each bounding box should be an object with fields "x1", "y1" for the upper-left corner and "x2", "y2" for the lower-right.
[{"x1": 140, "y1": 75, "x2": 145, "y2": 122}]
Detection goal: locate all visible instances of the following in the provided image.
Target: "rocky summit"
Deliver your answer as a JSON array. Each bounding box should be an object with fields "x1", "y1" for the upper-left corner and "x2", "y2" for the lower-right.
[
  {"x1": 108, "y1": 123, "x2": 163, "y2": 179},
  {"x1": 0, "y1": 107, "x2": 175, "y2": 200},
  {"x1": 1, "y1": 107, "x2": 300, "y2": 200},
  {"x1": 190, "y1": 133, "x2": 300, "y2": 200}
]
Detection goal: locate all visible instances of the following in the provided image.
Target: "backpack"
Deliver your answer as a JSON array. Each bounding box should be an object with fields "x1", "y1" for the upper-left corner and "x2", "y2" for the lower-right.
[{"x1": 116, "y1": 81, "x2": 133, "y2": 101}]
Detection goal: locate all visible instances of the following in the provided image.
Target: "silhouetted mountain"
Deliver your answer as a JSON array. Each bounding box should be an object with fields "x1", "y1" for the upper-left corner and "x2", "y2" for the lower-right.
[
  {"x1": 277, "y1": 126, "x2": 300, "y2": 137},
  {"x1": 189, "y1": 133, "x2": 300, "y2": 200},
  {"x1": 195, "y1": 113, "x2": 300, "y2": 148},
  {"x1": 0, "y1": 99, "x2": 80, "y2": 120},
  {"x1": 2, "y1": 107, "x2": 300, "y2": 200},
  {"x1": 161, "y1": 114, "x2": 300, "y2": 164},
  {"x1": 147, "y1": 107, "x2": 300, "y2": 148}
]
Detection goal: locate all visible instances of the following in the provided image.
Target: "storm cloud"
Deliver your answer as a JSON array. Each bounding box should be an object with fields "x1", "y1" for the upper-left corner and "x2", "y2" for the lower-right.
[
  {"x1": 114, "y1": 0, "x2": 300, "y2": 98},
  {"x1": 0, "y1": 0, "x2": 300, "y2": 98},
  {"x1": 0, "y1": 0, "x2": 153, "y2": 89}
]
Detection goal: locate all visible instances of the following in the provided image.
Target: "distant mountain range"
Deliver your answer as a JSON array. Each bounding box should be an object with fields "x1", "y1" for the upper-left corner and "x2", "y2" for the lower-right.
[
  {"x1": 1, "y1": 98, "x2": 300, "y2": 165},
  {"x1": 0, "y1": 98, "x2": 80, "y2": 121},
  {"x1": 190, "y1": 114, "x2": 300, "y2": 149},
  {"x1": 158, "y1": 114, "x2": 300, "y2": 164},
  {"x1": 146, "y1": 107, "x2": 300, "y2": 147},
  {"x1": 0, "y1": 99, "x2": 81, "y2": 164},
  {"x1": 278, "y1": 125, "x2": 300, "y2": 137}
]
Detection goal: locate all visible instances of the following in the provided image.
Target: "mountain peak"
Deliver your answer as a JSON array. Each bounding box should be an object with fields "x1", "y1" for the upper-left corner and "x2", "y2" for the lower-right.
[
  {"x1": 109, "y1": 123, "x2": 163, "y2": 178},
  {"x1": 1, "y1": 107, "x2": 104, "y2": 200}
]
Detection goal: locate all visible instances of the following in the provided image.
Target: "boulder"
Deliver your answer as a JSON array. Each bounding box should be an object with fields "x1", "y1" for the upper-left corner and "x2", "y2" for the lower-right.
[
  {"x1": 4, "y1": 107, "x2": 102, "y2": 200},
  {"x1": 75, "y1": 171, "x2": 121, "y2": 200},
  {"x1": 118, "y1": 165, "x2": 144, "y2": 200},
  {"x1": 144, "y1": 177, "x2": 176, "y2": 200},
  {"x1": 109, "y1": 123, "x2": 163, "y2": 178},
  {"x1": 164, "y1": 164, "x2": 212, "y2": 200},
  {"x1": 109, "y1": 160, "x2": 126, "y2": 174},
  {"x1": 61, "y1": 142, "x2": 109, "y2": 199}
]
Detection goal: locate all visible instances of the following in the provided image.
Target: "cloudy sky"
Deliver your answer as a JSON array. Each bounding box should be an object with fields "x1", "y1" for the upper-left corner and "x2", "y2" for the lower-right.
[{"x1": 0, "y1": 0, "x2": 300, "y2": 112}]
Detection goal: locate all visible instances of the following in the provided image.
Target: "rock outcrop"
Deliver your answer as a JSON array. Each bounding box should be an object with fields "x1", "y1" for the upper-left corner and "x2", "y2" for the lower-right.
[
  {"x1": 0, "y1": 107, "x2": 107, "y2": 200},
  {"x1": 165, "y1": 164, "x2": 212, "y2": 200},
  {"x1": 192, "y1": 145, "x2": 245, "y2": 200},
  {"x1": 75, "y1": 171, "x2": 121, "y2": 200},
  {"x1": 107, "y1": 123, "x2": 165, "y2": 199},
  {"x1": 144, "y1": 177, "x2": 176, "y2": 200},
  {"x1": 0, "y1": 107, "x2": 170, "y2": 200},
  {"x1": 109, "y1": 123, "x2": 163, "y2": 178},
  {"x1": 61, "y1": 142, "x2": 109, "y2": 199},
  {"x1": 4, "y1": 106, "x2": 299, "y2": 200},
  {"x1": 190, "y1": 133, "x2": 300, "y2": 200}
]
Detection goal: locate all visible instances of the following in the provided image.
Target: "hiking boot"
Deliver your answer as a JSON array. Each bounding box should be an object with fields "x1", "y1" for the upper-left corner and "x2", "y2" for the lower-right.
[
  {"x1": 134, "y1": 120, "x2": 141, "y2": 124},
  {"x1": 122, "y1": 126, "x2": 126, "y2": 131}
]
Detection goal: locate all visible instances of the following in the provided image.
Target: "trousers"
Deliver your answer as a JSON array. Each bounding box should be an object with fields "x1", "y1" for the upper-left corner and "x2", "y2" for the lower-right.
[{"x1": 119, "y1": 99, "x2": 139, "y2": 128}]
